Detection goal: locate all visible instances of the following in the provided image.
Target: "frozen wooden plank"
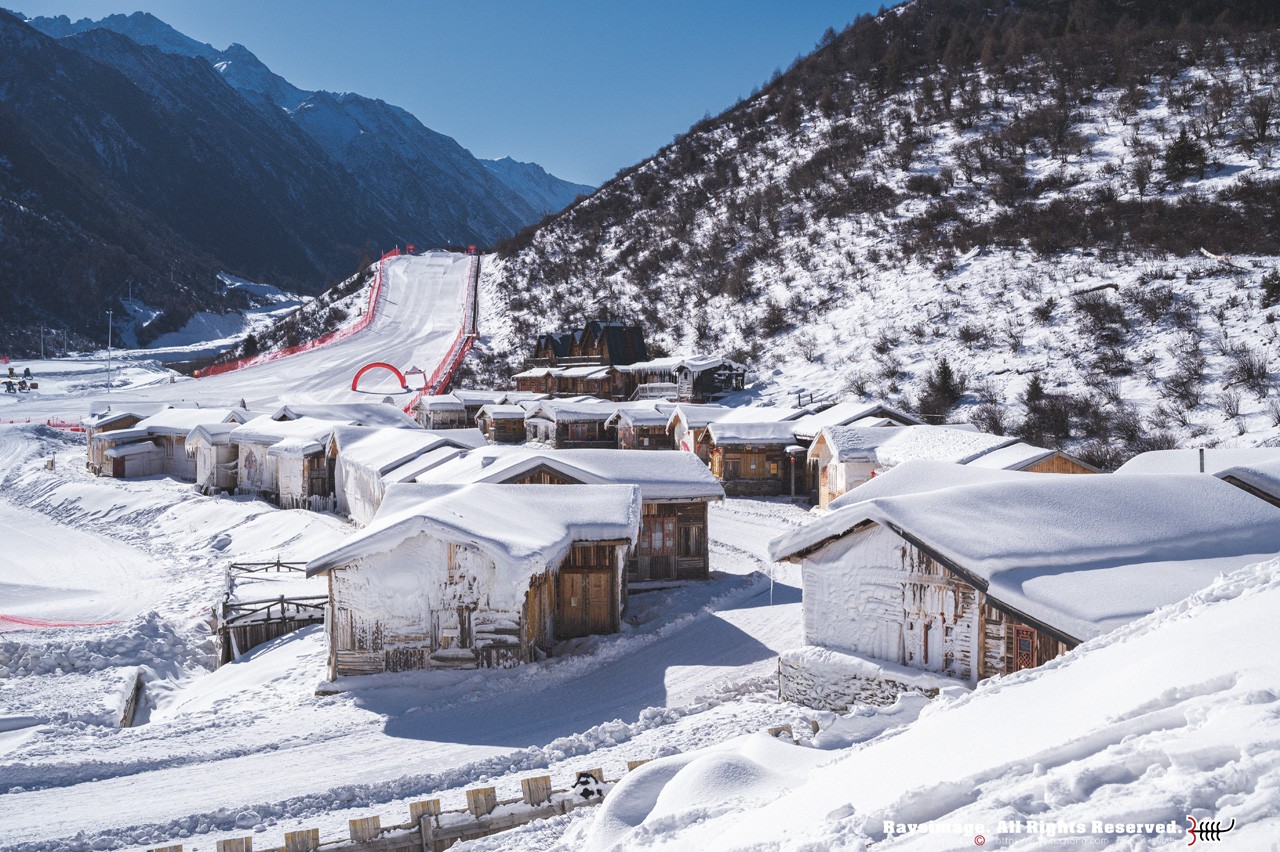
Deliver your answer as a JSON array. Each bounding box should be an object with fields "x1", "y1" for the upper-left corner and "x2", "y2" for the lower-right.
[
  {"x1": 465, "y1": 786, "x2": 497, "y2": 817},
  {"x1": 283, "y1": 827, "x2": 319, "y2": 852},
  {"x1": 216, "y1": 840, "x2": 252, "y2": 852},
  {"x1": 408, "y1": 798, "x2": 441, "y2": 824},
  {"x1": 348, "y1": 815, "x2": 381, "y2": 842},
  {"x1": 521, "y1": 775, "x2": 552, "y2": 805}
]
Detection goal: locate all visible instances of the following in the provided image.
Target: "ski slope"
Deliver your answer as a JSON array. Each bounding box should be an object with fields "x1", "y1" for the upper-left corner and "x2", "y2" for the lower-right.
[
  {"x1": 183, "y1": 251, "x2": 472, "y2": 409},
  {"x1": 0, "y1": 251, "x2": 472, "y2": 422}
]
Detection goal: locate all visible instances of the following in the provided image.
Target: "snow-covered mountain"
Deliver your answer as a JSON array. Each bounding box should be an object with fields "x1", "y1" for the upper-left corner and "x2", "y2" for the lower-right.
[
  {"x1": 483, "y1": 156, "x2": 595, "y2": 217},
  {"x1": 4, "y1": 11, "x2": 592, "y2": 353},
  {"x1": 27, "y1": 12, "x2": 593, "y2": 241},
  {"x1": 478, "y1": 0, "x2": 1280, "y2": 467}
]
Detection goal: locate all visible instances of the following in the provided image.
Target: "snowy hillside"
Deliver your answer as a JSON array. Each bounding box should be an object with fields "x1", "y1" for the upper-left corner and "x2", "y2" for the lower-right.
[
  {"x1": 572, "y1": 556, "x2": 1280, "y2": 850},
  {"x1": 479, "y1": 0, "x2": 1280, "y2": 465}
]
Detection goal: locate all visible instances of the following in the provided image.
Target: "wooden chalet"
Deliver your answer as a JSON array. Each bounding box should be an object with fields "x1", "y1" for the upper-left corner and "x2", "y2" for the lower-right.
[
  {"x1": 90, "y1": 407, "x2": 251, "y2": 481},
  {"x1": 327, "y1": 425, "x2": 487, "y2": 525},
  {"x1": 187, "y1": 423, "x2": 241, "y2": 494},
  {"x1": 415, "y1": 447, "x2": 725, "y2": 583},
  {"x1": 605, "y1": 404, "x2": 678, "y2": 450},
  {"x1": 524, "y1": 401, "x2": 617, "y2": 448},
  {"x1": 668, "y1": 404, "x2": 809, "y2": 461},
  {"x1": 451, "y1": 390, "x2": 507, "y2": 421},
  {"x1": 83, "y1": 405, "x2": 163, "y2": 472},
  {"x1": 789, "y1": 400, "x2": 924, "y2": 444},
  {"x1": 412, "y1": 394, "x2": 470, "y2": 430},
  {"x1": 700, "y1": 421, "x2": 806, "y2": 497},
  {"x1": 616, "y1": 356, "x2": 749, "y2": 403},
  {"x1": 808, "y1": 426, "x2": 1097, "y2": 508},
  {"x1": 305, "y1": 483, "x2": 641, "y2": 679},
  {"x1": 476, "y1": 404, "x2": 528, "y2": 443},
  {"x1": 770, "y1": 470, "x2": 1280, "y2": 687}
]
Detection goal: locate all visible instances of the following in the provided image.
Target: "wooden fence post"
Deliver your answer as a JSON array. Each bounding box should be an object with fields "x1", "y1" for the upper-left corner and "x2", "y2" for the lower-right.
[
  {"x1": 767, "y1": 724, "x2": 794, "y2": 739},
  {"x1": 216, "y1": 840, "x2": 252, "y2": 852},
  {"x1": 409, "y1": 799, "x2": 441, "y2": 825},
  {"x1": 283, "y1": 827, "x2": 319, "y2": 852},
  {"x1": 580, "y1": 767, "x2": 604, "y2": 782},
  {"x1": 348, "y1": 815, "x2": 381, "y2": 842},
  {"x1": 626, "y1": 759, "x2": 650, "y2": 772},
  {"x1": 147, "y1": 846, "x2": 183, "y2": 852},
  {"x1": 466, "y1": 786, "x2": 497, "y2": 817},
  {"x1": 520, "y1": 775, "x2": 552, "y2": 806}
]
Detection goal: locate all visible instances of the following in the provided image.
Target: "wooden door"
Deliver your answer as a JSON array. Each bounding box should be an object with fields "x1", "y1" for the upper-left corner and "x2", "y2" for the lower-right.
[
  {"x1": 112, "y1": 456, "x2": 125, "y2": 478},
  {"x1": 557, "y1": 571, "x2": 590, "y2": 638},
  {"x1": 587, "y1": 571, "x2": 614, "y2": 633},
  {"x1": 556, "y1": 569, "x2": 616, "y2": 638}
]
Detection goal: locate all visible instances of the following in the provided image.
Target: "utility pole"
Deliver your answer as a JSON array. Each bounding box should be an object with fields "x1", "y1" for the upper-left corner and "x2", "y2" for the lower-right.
[
  {"x1": 40, "y1": 324, "x2": 44, "y2": 360},
  {"x1": 106, "y1": 309, "x2": 113, "y2": 393}
]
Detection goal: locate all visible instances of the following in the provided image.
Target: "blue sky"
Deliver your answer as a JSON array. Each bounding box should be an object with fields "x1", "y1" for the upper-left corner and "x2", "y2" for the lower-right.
[{"x1": 15, "y1": 1, "x2": 885, "y2": 185}]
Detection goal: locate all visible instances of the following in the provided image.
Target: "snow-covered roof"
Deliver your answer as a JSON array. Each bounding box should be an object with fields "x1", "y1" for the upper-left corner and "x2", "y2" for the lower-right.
[
  {"x1": 451, "y1": 390, "x2": 506, "y2": 407},
  {"x1": 412, "y1": 394, "x2": 465, "y2": 413},
  {"x1": 771, "y1": 473, "x2": 1280, "y2": 643},
  {"x1": 705, "y1": 421, "x2": 799, "y2": 446},
  {"x1": 1116, "y1": 447, "x2": 1280, "y2": 475},
  {"x1": 82, "y1": 404, "x2": 170, "y2": 428},
  {"x1": 478, "y1": 404, "x2": 527, "y2": 420},
  {"x1": 555, "y1": 365, "x2": 615, "y2": 379},
  {"x1": 267, "y1": 437, "x2": 325, "y2": 458},
  {"x1": 617, "y1": 356, "x2": 683, "y2": 373},
  {"x1": 1215, "y1": 458, "x2": 1280, "y2": 504},
  {"x1": 271, "y1": 403, "x2": 418, "y2": 429},
  {"x1": 527, "y1": 401, "x2": 620, "y2": 422},
  {"x1": 607, "y1": 403, "x2": 680, "y2": 428},
  {"x1": 791, "y1": 401, "x2": 923, "y2": 441},
  {"x1": 380, "y1": 445, "x2": 465, "y2": 485},
  {"x1": 305, "y1": 483, "x2": 641, "y2": 580},
  {"x1": 104, "y1": 440, "x2": 162, "y2": 459},
  {"x1": 130, "y1": 407, "x2": 249, "y2": 436},
  {"x1": 230, "y1": 415, "x2": 341, "y2": 448},
  {"x1": 330, "y1": 425, "x2": 486, "y2": 475},
  {"x1": 617, "y1": 355, "x2": 744, "y2": 375},
  {"x1": 512, "y1": 367, "x2": 555, "y2": 379},
  {"x1": 415, "y1": 446, "x2": 725, "y2": 502},
  {"x1": 668, "y1": 404, "x2": 809, "y2": 431},
  {"x1": 816, "y1": 424, "x2": 1016, "y2": 465},
  {"x1": 964, "y1": 441, "x2": 1060, "y2": 471},
  {"x1": 186, "y1": 422, "x2": 241, "y2": 448},
  {"x1": 499, "y1": 391, "x2": 549, "y2": 404},
  {"x1": 827, "y1": 460, "x2": 1036, "y2": 511}
]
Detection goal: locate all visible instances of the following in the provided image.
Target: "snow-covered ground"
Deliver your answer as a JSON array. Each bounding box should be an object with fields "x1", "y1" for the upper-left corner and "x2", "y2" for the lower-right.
[
  {"x1": 577, "y1": 557, "x2": 1280, "y2": 850},
  {"x1": 0, "y1": 419, "x2": 813, "y2": 851},
  {"x1": 4, "y1": 244, "x2": 1279, "y2": 851}
]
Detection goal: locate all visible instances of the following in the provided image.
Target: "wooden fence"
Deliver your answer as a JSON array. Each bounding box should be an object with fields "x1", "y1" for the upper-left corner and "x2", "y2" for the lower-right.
[
  {"x1": 146, "y1": 762, "x2": 651, "y2": 852},
  {"x1": 216, "y1": 585, "x2": 326, "y2": 666}
]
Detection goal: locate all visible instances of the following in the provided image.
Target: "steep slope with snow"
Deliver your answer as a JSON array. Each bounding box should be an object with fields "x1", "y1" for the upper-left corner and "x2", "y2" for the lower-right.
[{"x1": 479, "y1": 0, "x2": 1280, "y2": 466}]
